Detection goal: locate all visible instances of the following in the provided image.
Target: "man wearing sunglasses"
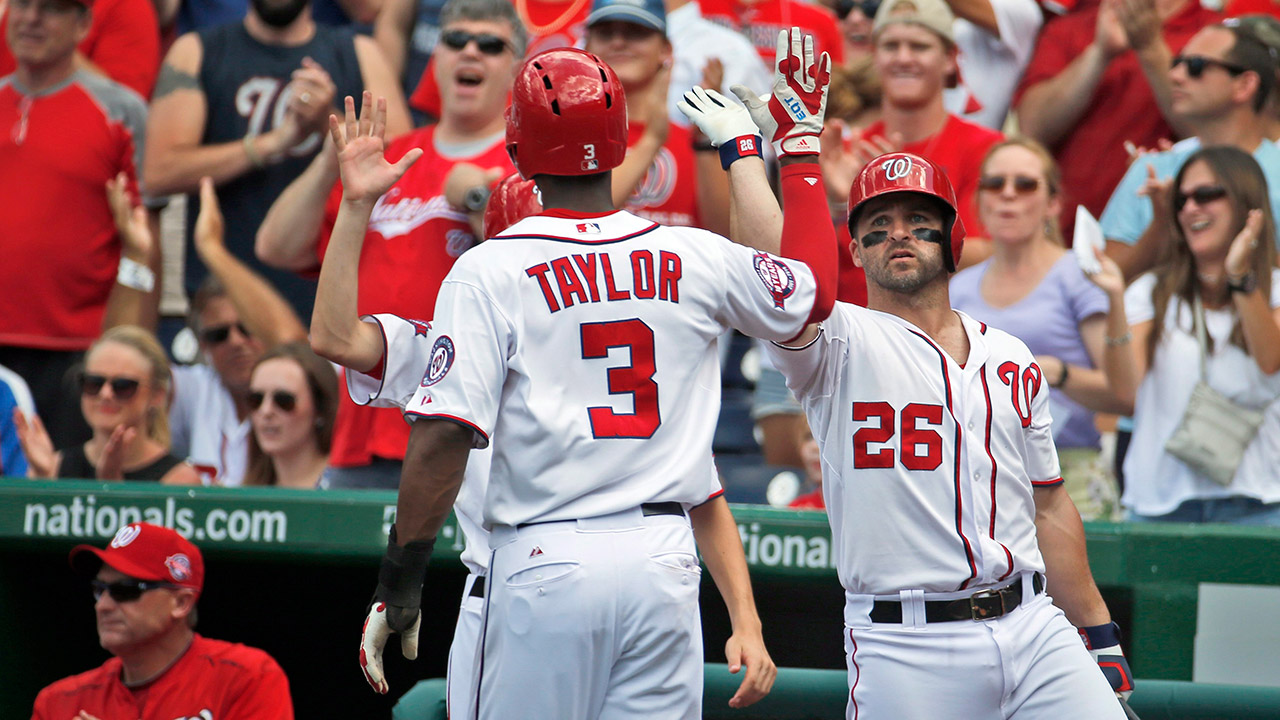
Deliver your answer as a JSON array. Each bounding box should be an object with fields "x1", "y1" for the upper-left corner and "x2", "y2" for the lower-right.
[
  {"x1": 258, "y1": 0, "x2": 523, "y2": 491},
  {"x1": 32, "y1": 522, "x2": 293, "y2": 719},
  {"x1": 1016, "y1": 0, "x2": 1221, "y2": 241},
  {"x1": 1101, "y1": 21, "x2": 1280, "y2": 280}
]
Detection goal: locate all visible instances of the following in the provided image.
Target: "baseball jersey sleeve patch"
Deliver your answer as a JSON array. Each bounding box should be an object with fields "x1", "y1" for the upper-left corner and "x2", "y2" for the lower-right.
[
  {"x1": 408, "y1": 318, "x2": 432, "y2": 336},
  {"x1": 753, "y1": 253, "x2": 797, "y2": 309},
  {"x1": 421, "y1": 335, "x2": 456, "y2": 387}
]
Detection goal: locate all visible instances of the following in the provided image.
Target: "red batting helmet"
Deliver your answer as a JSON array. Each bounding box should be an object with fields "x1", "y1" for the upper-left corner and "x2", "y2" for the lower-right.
[
  {"x1": 506, "y1": 48, "x2": 628, "y2": 179},
  {"x1": 484, "y1": 173, "x2": 543, "y2": 236},
  {"x1": 847, "y1": 152, "x2": 966, "y2": 272}
]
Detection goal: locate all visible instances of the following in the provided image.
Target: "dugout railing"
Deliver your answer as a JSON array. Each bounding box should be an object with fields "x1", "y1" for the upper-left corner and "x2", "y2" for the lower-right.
[{"x1": 2, "y1": 479, "x2": 1278, "y2": 718}]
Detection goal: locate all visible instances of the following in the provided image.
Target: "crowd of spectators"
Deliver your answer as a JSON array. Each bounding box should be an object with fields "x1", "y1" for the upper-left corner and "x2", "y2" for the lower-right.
[{"x1": 2, "y1": 0, "x2": 1280, "y2": 526}]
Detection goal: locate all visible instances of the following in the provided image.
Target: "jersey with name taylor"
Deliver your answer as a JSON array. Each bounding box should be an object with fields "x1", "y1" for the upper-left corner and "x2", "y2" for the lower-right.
[
  {"x1": 766, "y1": 304, "x2": 1059, "y2": 596},
  {"x1": 408, "y1": 209, "x2": 816, "y2": 528}
]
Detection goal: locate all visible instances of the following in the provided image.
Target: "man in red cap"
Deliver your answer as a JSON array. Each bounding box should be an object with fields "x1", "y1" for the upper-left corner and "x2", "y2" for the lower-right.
[{"x1": 31, "y1": 523, "x2": 293, "y2": 720}]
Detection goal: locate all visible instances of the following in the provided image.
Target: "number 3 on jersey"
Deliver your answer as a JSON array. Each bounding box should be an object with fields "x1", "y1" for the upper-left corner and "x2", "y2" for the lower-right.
[{"x1": 581, "y1": 319, "x2": 660, "y2": 438}]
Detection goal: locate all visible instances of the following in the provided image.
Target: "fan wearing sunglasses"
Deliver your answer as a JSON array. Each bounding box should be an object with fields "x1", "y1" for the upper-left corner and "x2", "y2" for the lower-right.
[
  {"x1": 33, "y1": 522, "x2": 294, "y2": 719},
  {"x1": 951, "y1": 138, "x2": 1128, "y2": 520},
  {"x1": 256, "y1": 0, "x2": 527, "y2": 492},
  {"x1": 14, "y1": 326, "x2": 200, "y2": 485},
  {"x1": 1086, "y1": 146, "x2": 1280, "y2": 526},
  {"x1": 1099, "y1": 21, "x2": 1278, "y2": 282},
  {"x1": 242, "y1": 343, "x2": 338, "y2": 488}
]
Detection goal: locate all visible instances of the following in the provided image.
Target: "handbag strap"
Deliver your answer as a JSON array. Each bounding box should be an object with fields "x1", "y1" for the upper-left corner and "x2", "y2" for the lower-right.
[{"x1": 1192, "y1": 292, "x2": 1210, "y2": 382}]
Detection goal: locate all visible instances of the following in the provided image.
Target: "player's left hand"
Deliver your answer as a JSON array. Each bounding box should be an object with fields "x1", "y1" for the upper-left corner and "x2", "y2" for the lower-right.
[
  {"x1": 677, "y1": 86, "x2": 759, "y2": 149},
  {"x1": 723, "y1": 626, "x2": 777, "y2": 708},
  {"x1": 331, "y1": 91, "x2": 424, "y2": 207},
  {"x1": 359, "y1": 598, "x2": 421, "y2": 694},
  {"x1": 1081, "y1": 622, "x2": 1135, "y2": 700},
  {"x1": 731, "y1": 27, "x2": 830, "y2": 159}
]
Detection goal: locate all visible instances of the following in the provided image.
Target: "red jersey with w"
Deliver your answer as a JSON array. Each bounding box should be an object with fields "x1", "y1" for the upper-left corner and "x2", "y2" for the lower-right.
[
  {"x1": 624, "y1": 122, "x2": 701, "y2": 229},
  {"x1": 318, "y1": 126, "x2": 514, "y2": 466}
]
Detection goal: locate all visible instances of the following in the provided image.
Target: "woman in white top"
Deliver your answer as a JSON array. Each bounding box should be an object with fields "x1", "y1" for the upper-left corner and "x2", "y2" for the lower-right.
[{"x1": 1087, "y1": 146, "x2": 1280, "y2": 524}]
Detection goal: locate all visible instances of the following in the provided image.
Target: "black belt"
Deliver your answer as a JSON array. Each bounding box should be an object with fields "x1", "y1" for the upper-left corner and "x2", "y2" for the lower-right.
[
  {"x1": 517, "y1": 502, "x2": 685, "y2": 529},
  {"x1": 469, "y1": 576, "x2": 485, "y2": 599},
  {"x1": 640, "y1": 501, "x2": 685, "y2": 518},
  {"x1": 869, "y1": 573, "x2": 1044, "y2": 624}
]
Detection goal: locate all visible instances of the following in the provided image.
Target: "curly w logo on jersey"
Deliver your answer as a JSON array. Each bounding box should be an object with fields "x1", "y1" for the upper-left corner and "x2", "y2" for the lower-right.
[{"x1": 753, "y1": 253, "x2": 797, "y2": 309}]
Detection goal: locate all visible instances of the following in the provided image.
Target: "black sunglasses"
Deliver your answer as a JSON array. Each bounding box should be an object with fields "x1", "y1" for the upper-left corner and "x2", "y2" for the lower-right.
[
  {"x1": 91, "y1": 578, "x2": 181, "y2": 603},
  {"x1": 1171, "y1": 54, "x2": 1248, "y2": 78},
  {"x1": 1174, "y1": 184, "x2": 1230, "y2": 211},
  {"x1": 248, "y1": 389, "x2": 298, "y2": 412},
  {"x1": 199, "y1": 322, "x2": 250, "y2": 345},
  {"x1": 836, "y1": 0, "x2": 880, "y2": 19},
  {"x1": 440, "y1": 28, "x2": 511, "y2": 55},
  {"x1": 78, "y1": 372, "x2": 142, "y2": 400},
  {"x1": 978, "y1": 174, "x2": 1043, "y2": 194}
]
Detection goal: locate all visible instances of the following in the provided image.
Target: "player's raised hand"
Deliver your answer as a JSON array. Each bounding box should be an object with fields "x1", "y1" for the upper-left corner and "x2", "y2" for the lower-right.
[
  {"x1": 731, "y1": 27, "x2": 830, "y2": 159},
  {"x1": 331, "y1": 91, "x2": 424, "y2": 207},
  {"x1": 723, "y1": 625, "x2": 777, "y2": 708},
  {"x1": 678, "y1": 86, "x2": 760, "y2": 149}
]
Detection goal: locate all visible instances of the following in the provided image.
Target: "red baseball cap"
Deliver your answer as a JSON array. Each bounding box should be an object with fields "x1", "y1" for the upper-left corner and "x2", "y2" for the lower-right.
[{"x1": 69, "y1": 523, "x2": 204, "y2": 594}]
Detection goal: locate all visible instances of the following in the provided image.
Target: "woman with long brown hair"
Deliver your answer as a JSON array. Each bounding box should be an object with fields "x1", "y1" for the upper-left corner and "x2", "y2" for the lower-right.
[
  {"x1": 241, "y1": 343, "x2": 338, "y2": 488},
  {"x1": 1088, "y1": 146, "x2": 1280, "y2": 524}
]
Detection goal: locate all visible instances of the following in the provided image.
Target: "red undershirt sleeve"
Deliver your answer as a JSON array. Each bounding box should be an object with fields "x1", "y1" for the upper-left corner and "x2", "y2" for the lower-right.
[{"x1": 779, "y1": 162, "x2": 837, "y2": 324}]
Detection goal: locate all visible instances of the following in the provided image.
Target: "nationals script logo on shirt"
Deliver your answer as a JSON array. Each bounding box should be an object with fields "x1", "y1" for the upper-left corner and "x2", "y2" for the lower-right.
[{"x1": 368, "y1": 189, "x2": 474, "y2": 256}]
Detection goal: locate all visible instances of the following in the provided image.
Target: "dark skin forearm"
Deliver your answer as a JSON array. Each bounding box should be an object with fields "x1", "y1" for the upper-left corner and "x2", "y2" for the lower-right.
[{"x1": 395, "y1": 419, "x2": 475, "y2": 545}]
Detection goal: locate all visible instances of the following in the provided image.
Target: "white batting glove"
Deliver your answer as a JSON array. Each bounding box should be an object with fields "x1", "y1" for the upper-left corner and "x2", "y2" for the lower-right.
[
  {"x1": 730, "y1": 27, "x2": 830, "y2": 159},
  {"x1": 678, "y1": 86, "x2": 759, "y2": 148},
  {"x1": 359, "y1": 600, "x2": 421, "y2": 695}
]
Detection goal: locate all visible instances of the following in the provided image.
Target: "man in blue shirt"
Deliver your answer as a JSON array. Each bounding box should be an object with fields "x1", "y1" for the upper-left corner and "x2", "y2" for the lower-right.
[{"x1": 1101, "y1": 21, "x2": 1279, "y2": 280}]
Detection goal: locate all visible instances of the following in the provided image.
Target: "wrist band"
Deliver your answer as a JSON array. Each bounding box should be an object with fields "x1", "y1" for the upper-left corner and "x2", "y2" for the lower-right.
[
  {"x1": 116, "y1": 257, "x2": 155, "y2": 293},
  {"x1": 1104, "y1": 331, "x2": 1132, "y2": 347},
  {"x1": 719, "y1": 134, "x2": 764, "y2": 171},
  {"x1": 1052, "y1": 362, "x2": 1070, "y2": 389},
  {"x1": 243, "y1": 134, "x2": 266, "y2": 169},
  {"x1": 1079, "y1": 621, "x2": 1122, "y2": 649}
]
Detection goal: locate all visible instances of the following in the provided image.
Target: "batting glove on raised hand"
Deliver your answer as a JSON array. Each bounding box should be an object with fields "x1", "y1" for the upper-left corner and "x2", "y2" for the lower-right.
[
  {"x1": 678, "y1": 86, "x2": 759, "y2": 147},
  {"x1": 1081, "y1": 622, "x2": 1135, "y2": 700},
  {"x1": 677, "y1": 86, "x2": 764, "y2": 170},
  {"x1": 730, "y1": 27, "x2": 830, "y2": 160},
  {"x1": 359, "y1": 526, "x2": 434, "y2": 694}
]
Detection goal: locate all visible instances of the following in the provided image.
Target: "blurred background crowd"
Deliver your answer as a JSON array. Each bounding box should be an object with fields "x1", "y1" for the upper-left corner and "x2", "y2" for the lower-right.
[{"x1": 4, "y1": 0, "x2": 1280, "y2": 526}]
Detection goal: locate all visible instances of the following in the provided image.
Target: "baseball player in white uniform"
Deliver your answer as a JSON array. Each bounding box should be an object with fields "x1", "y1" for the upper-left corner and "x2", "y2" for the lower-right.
[
  {"x1": 329, "y1": 53, "x2": 840, "y2": 714},
  {"x1": 680, "y1": 61, "x2": 1136, "y2": 715}
]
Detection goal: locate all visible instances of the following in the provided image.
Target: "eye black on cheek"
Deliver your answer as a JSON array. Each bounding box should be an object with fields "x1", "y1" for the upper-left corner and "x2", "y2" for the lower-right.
[
  {"x1": 911, "y1": 228, "x2": 943, "y2": 245},
  {"x1": 860, "y1": 230, "x2": 889, "y2": 248}
]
